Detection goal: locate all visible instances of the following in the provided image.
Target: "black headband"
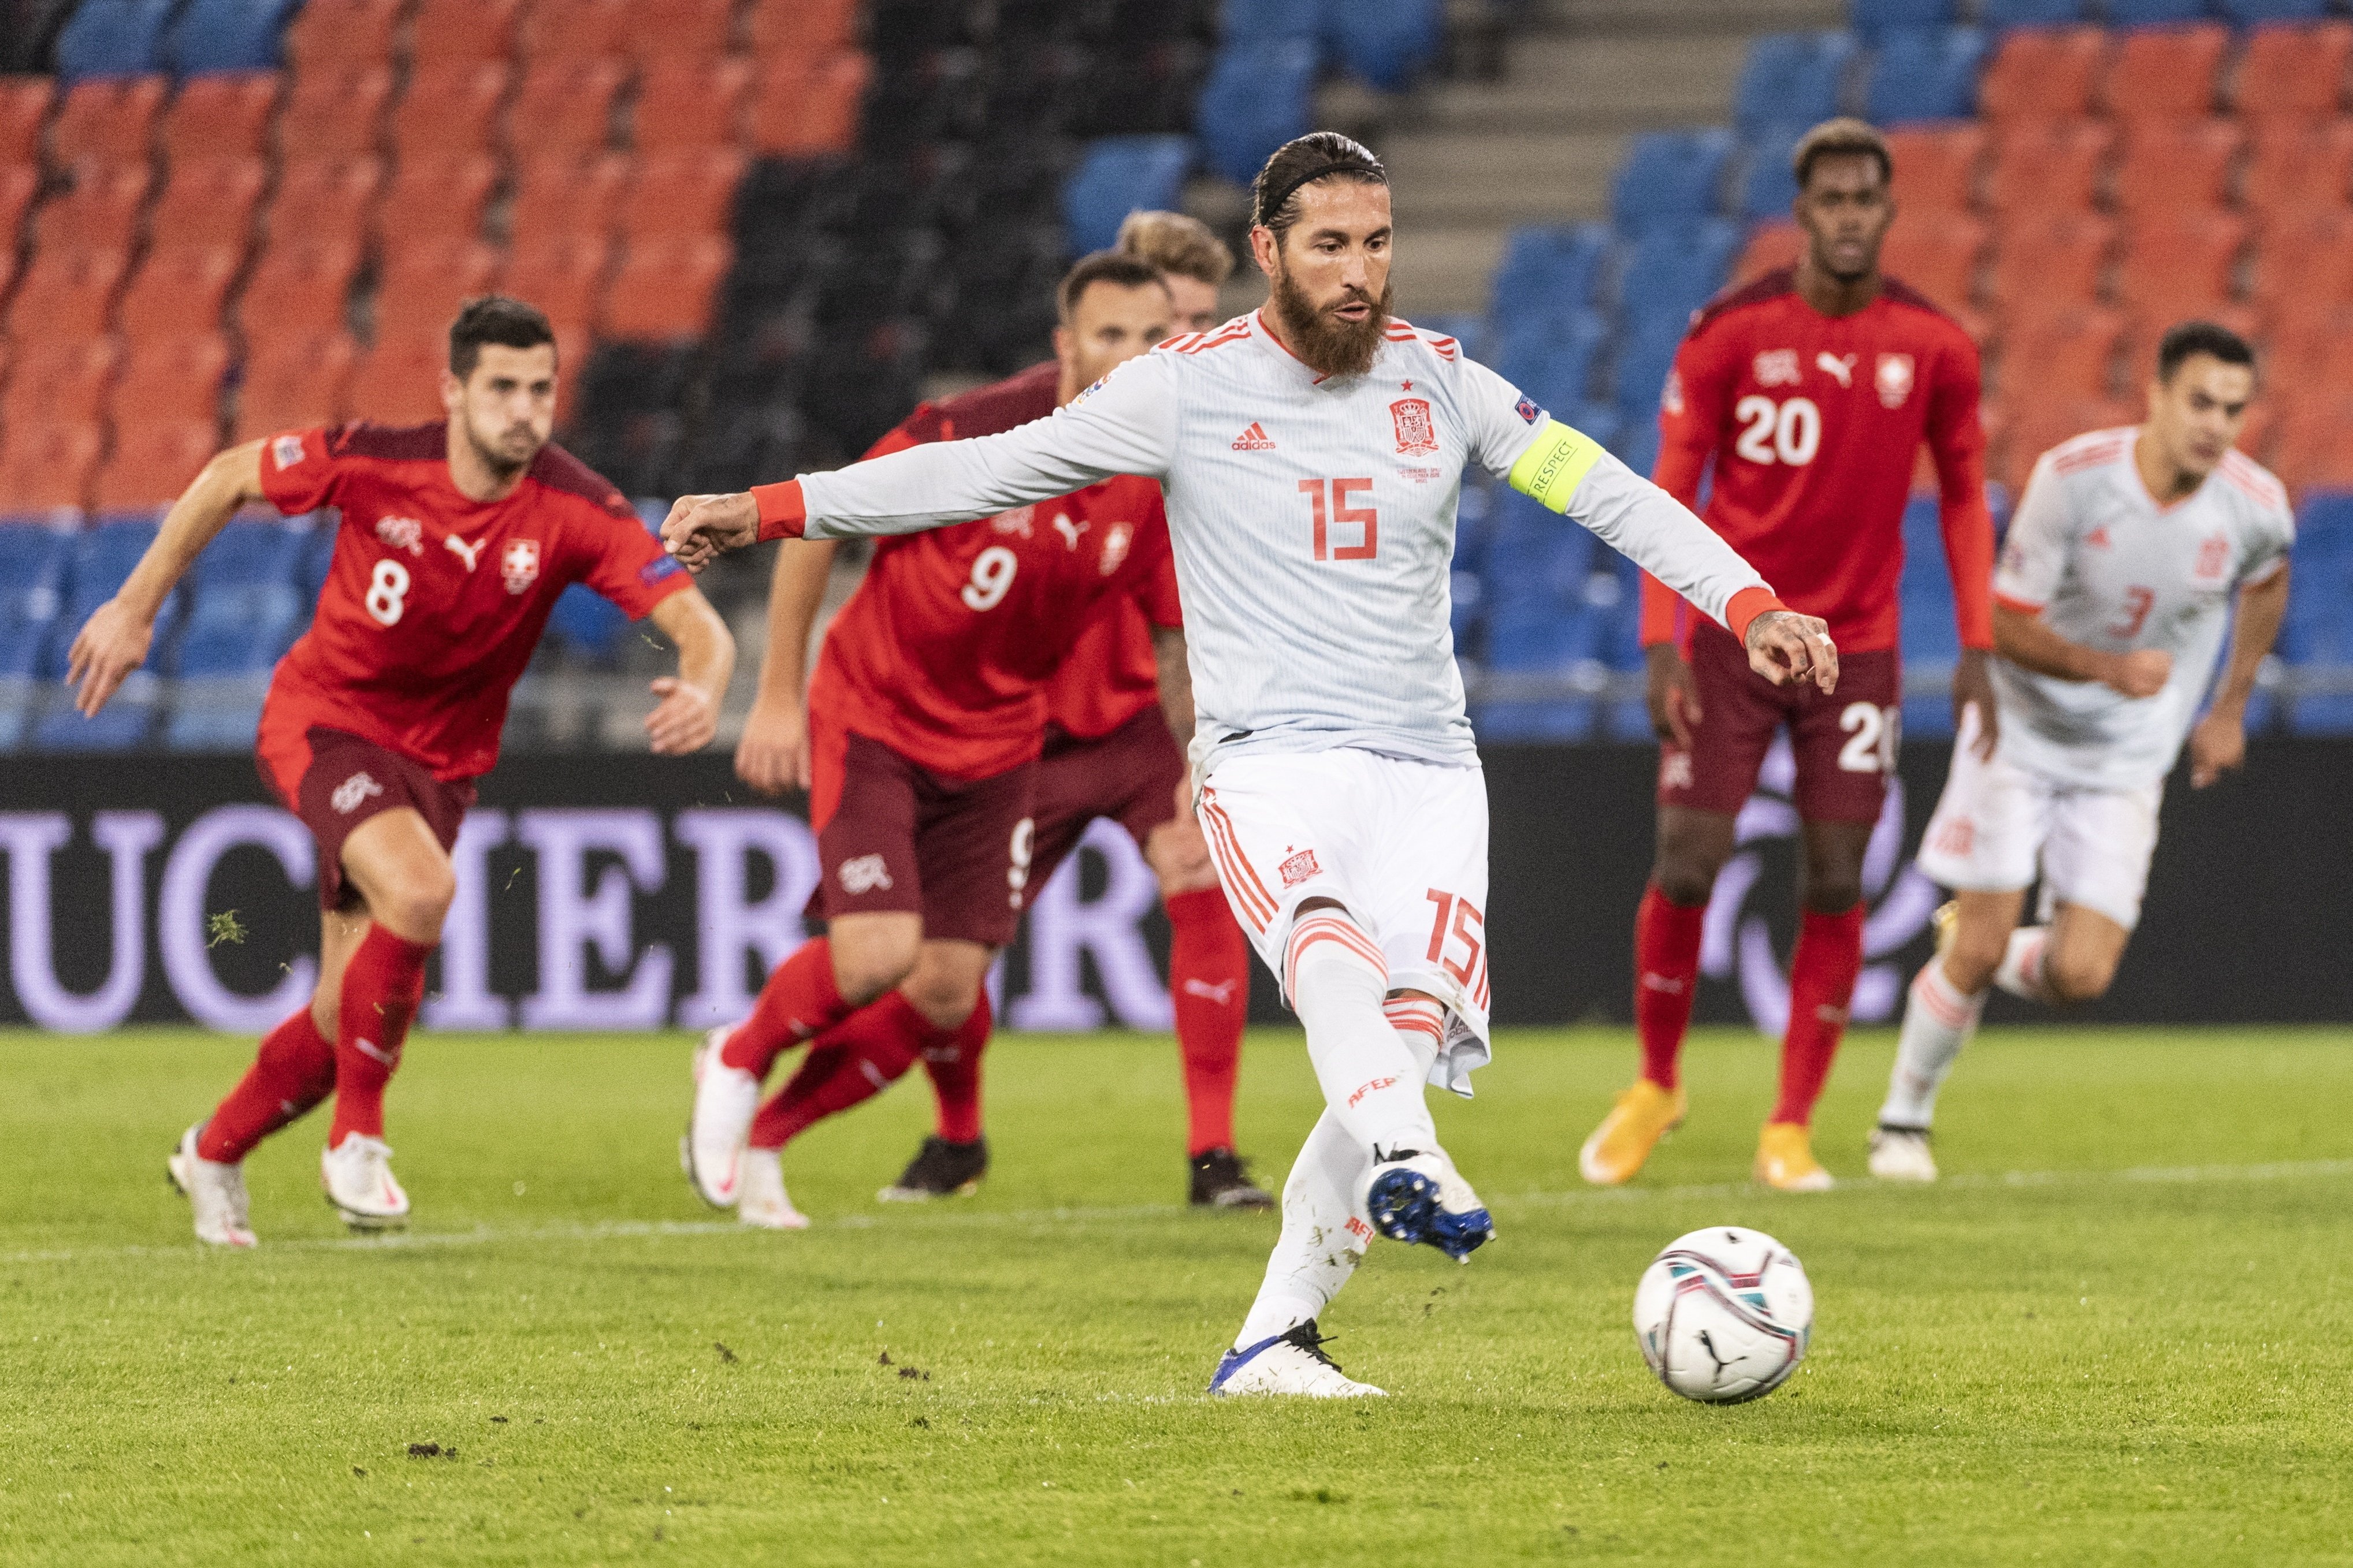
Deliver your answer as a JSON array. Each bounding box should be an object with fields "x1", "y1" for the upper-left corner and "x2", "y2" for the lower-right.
[{"x1": 1254, "y1": 160, "x2": 1385, "y2": 228}]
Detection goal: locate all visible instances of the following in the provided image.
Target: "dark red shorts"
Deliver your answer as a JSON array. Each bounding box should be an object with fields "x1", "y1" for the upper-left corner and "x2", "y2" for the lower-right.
[
  {"x1": 808, "y1": 719, "x2": 1038, "y2": 948},
  {"x1": 1656, "y1": 618, "x2": 1900, "y2": 825},
  {"x1": 257, "y1": 713, "x2": 475, "y2": 913},
  {"x1": 1027, "y1": 707, "x2": 1188, "y2": 893}
]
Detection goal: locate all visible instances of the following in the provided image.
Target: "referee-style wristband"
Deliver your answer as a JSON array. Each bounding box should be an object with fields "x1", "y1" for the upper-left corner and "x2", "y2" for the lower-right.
[{"x1": 753, "y1": 480, "x2": 808, "y2": 541}]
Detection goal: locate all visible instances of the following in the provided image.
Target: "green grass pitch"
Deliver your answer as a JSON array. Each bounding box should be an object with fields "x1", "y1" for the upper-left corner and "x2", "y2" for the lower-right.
[{"x1": 4, "y1": 1023, "x2": 2350, "y2": 1566}]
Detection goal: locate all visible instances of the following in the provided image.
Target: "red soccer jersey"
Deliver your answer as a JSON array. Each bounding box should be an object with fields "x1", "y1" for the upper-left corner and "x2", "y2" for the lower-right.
[
  {"x1": 816, "y1": 365, "x2": 1183, "y2": 779},
  {"x1": 259, "y1": 422, "x2": 692, "y2": 780},
  {"x1": 1640, "y1": 269, "x2": 1994, "y2": 655}
]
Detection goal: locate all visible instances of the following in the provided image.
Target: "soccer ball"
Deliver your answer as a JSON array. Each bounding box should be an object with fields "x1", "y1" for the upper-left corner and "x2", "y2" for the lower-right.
[{"x1": 1632, "y1": 1226, "x2": 1812, "y2": 1403}]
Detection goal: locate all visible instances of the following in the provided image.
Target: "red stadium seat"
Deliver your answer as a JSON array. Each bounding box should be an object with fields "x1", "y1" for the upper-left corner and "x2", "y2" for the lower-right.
[
  {"x1": 1987, "y1": 211, "x2": 2115, "y2": 316},
  {"x1": 3, "y1": 247, "x2": 129, "y2": 341},
  {"x1": 748, "y1": 50, "x2": 869, "y2": 157},
  {"x1": 1880, "y1": 211, "x2": 1987, "y2": 315},
  {"x1": 516, "y1": 0, "x2": 637, "y2": 65},
  {"x1": 511, "y1": 59, "x2": 626, "y2": 154},
  {"x1": 748, "y1": 0, "x2": 859, "y2": 57},
  {"x1": 277, "y1": 62, "x2": 393, "y2": 160},
  {"x1": 147, "y1": 157, "x2": 266, "y2": 252},
  {"x1": 94, "y1": 420, "x2": 220, "y2": 511},
  {"x1": 2265, "y1": 300, "x2": 2353, "y2": 393},
  {"x1": 237, "y1": 235, "x2": 363, "y2": 339},
  {"x1": 117, "y1": 245, "x2": 241, "y2": 337},
  {"x1": 630, "y1": 57, "x2": 752, "y2": 154},
  {"x1": 0, "y1": 420, "x2": 103, "y2": 512},
  {"x1": 161, "y1": 73, "x2": 280, "y2": 164},
  {"x1": 2255, "y1": 210, "x2": 2353, "y2": 321},
  {"x1": 372, "y1": 237, "x2": 504, "y2": 342},
  {"x1": 0, "y1": 337, "x2": 118, "y2": 428},
  {"x1": 2115, "y1": 210, "x2": 2250, "y2": 322},
  {"x1": 618, "y1": 147, "x2": 744, "y2": 239},
  {"x1": 0, "y1": 76, "x2": 55, "y2": 167},
  {"x1": 504, "y1": 234, "x2": 611, "y2": 340},
  {"x1": 50, "y1": 76, "x2": 166, "y2": 172},
  {"x1": 1984, "y1": 119, "x2": 2110, "y2": 217},
  {"x1": 1886, "y1": 124, "x2": 1983, "y2": 216},
  {"x1": 0, "y1": 163, "x2": 37, "y2": 248},
  {"x1": 32, "y1": 162, "x2": 151, "y2": 253},
  {"x1": 390, "y1": 61, "x2": 510, "y2": 159},
  {"x1": 1991, "y1": 395, "x2": 2138, "y2": 493},
  {"x1": 375, "y1": 153, "x2": 499, "y2": 243},
  {"x1": 111, "y1": 333, "x2": 232, "y2": 426},
  {"x1": 2243, "y1": 120, "x2": 2353, "y2": 222},
  {"x1": 1731, "y1": 221, "x2": 1801, "y2": 286},
  {"x1": 508, "y1": 151, "x2": 631, "y2": 248},
  {"x1": 630, "y1": 0, "x2": 737, "y2": 64},
  {"x1": 235, "y1": 331, "x2": 359, "y2": 440},
  {"x1": 348, "y1": 336, "x2": 451, "y2": 423},
  {"x1": 2112, "y1": 118, "x2": 2243, "y2": 217},
  {"x1": 410, "y1": 0, "x2": 526, "y2": 66},
  {"x1": 2234, "y1": 23, "x2": 2353, "y2": 128},
  {"x1": 283, "y1": 0, "x2": 404, "y2": 74},
  {"x1": 2122, "y1": 303, "x2": 2261, "y2": 377},
  {"x1": 267, "y1": 156, "x2": 383, "y2": 252},
  {"x1": 2267, "y1": 393, "x2": 2353, "y2": 492},
  {"x1": 1994, "y1": 307, "x2": 2127, "y2": 403},
  {"x1": 2099, "y1": 24, "x2": 2228, "y2": 122},
  {"x1": 602, "y1": 233, "x2": 730, "y2": 340},
  {"x1": 1977, "y1": 26, "x2": 2106, "y2": 125}
]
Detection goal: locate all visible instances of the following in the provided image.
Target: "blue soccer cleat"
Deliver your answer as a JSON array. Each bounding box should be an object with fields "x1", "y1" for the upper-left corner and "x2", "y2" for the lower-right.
[{"x1": 1365, "y1": 1147, "x2": 1494, "y2": 1261}]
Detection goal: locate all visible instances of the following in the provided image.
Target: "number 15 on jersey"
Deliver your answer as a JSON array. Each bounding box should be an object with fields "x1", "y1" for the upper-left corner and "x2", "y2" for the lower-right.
[{"x1": 1298, "y1": 478, "x2": 1379, "y2": 562}]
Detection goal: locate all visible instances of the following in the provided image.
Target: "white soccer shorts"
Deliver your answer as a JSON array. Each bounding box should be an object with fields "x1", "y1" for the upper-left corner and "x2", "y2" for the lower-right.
[
  {"x1": 1195, "y1": 748, "x2": 1492, "y2": 1093},
  {"x1": 1915, "y1": 729, "x2": 2162, "y2": 932}
]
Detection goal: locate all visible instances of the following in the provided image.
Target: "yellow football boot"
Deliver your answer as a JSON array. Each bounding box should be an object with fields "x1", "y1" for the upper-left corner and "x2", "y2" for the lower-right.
[
  {"x1": 1578, "y1": 1079, "x2": 1686, "y2": 1186},
  {"x1": 1754, "y1": 1121, "x2": 1835, "y2": 1193}
]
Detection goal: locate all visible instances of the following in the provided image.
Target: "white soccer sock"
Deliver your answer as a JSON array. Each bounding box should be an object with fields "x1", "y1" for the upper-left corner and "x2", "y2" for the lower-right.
[
  {"x1": 1286, "y1": 912, "x2": 1438, "y2": 1154},
  {"x1": 1235, "y1": 1108, "x2": 1370, "y2": 1348},
  {"x1": 1993, "y1": 925, "x2": 2052, "y2": 1004},
  {"x1": 1879, "y1": 959, "x2": 1987, "y2": 1129}
]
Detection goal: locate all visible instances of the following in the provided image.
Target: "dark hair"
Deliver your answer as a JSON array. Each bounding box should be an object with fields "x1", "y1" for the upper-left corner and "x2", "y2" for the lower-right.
[
  {"x1": 2157, "y1": 319, "x2": 2255, "y2": 383},
  {"x1": 1057, "y1": 249, "x2": 1169, "y2": 322},
  {"x1": 449, "y1": 295, "x2": 556, "y2": 379},
  {"x1": 1791, "y1": 117, "x2": 1892, "y2": 190},
  {"x1": 1250, "y1": 131, "x2": 1387, "y2": 243}
]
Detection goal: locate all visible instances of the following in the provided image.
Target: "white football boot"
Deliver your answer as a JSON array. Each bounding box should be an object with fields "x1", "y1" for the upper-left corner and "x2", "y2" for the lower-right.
[
  {"x1": 736, "y1": 1147, "x2": 811, "y2": 1231},
  {"x1": 166, "y1": 1123, "x2": 257, "y2": 1249},
  {"x1": 1868, "y1": 1124, "x2": 1940, "y2": 1183},
  {"x1": 1364, "y1": 1145, "x2": 1494, "y2": 1261},
  {"x1": 320, "y1": 1133, "x2": 410, "y2": 1230},
  {"x1": 1209, "y1": 1321, "x2": 1385, "y2": 1398},
  {"x1": 682, "y1": 1025, "x2": 761, "y2": 1209}
]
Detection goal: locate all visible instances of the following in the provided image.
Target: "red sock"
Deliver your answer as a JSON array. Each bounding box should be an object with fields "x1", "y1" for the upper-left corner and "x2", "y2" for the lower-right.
[
  {"x1": 328, "y1": 924, "x2": 432, "y2": 1148},
  {"x1": 1772, "y1": 905, "x2": 1866, "y2": 1126},
  {"x1": 723, "y1": 937, "x2": 854, "y2": 1079},
  {"x1": 198, "y1": 1007, "x2": 337, "y2": 1163},
  {"x1": 1634, "y1": 885, "x2": 1706, "y2": 1092},
  {"x1": 748, "y1": 990, "x2": 930, "y2": 1150},
  {"x1": 921, "y1": 991, "x2": 992, "y2": 1144},
  {"x1": 1166, "y1": 886, "x2": 1248, "y2": 1155}
]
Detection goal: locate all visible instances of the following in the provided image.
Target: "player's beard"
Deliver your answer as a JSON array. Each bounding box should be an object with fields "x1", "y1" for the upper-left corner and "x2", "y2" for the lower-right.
[
  {"x1": 1269, "y1": 262, "x2": 1392, "y2": 381},
  {"x1": 465, "y1": 415, "x2": 543, "y2": 482}
]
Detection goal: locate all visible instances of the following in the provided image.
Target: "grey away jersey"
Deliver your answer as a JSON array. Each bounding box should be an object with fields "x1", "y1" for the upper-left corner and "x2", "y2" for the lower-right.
[
  {"x1": 1993, "y1": 427, "x2": 2293, "y2": 790},
  {"x1": 794, "y1": 311, "x2": 1774, "y2": 770}
]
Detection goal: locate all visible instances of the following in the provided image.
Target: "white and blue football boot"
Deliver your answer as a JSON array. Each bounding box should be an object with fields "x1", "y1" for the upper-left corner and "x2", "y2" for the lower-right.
[
  {"x1": 1209, "y1": 1321, "x2": 1385, "y2": 1398},
  {"x1": 1365, "y1": 1146, "x2": 1493, "y2": 1261}
]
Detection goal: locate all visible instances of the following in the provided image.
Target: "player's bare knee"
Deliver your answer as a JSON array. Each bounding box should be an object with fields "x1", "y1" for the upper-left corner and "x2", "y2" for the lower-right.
[
  {"x1": 2045, "y1": 949, "x2": 2117, "y2": 1005},
  {"x1": 1649, "y1": 851, "x2": 1719, "y2": 910},
  {"x1": 1942, "y1": 933, "x2": 2005, "y2": 997},
  {"x1": 375, "y1": 865, "x2": 455, "y2": 944},
  {"x1": 902, "y1": 970, "x2": 982, "y2": 1031},
  {"x1": 1798, "y1": 876, "x2": 1864, "y2": 917},
  {"x1": 828, "y1": 918, "x2": 921, "y2": 1007}
]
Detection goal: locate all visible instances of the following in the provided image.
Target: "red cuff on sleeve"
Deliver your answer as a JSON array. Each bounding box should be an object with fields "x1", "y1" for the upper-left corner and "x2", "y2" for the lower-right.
[
  {"x1": 1724, "y1": 586, "x2": 1787, "y2": 644},
  {"x1": 752, "y1": 480, "x2": 806, "y2": 541}
]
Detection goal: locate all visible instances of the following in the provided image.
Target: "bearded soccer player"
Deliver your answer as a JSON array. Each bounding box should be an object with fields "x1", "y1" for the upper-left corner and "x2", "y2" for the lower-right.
[
  {"x1": 65, "y1": 297, "x2": 734, "y2": 1246},
  {"x1": 1579, "y1": 117, "x2": 1997, "y2": 1193},
  {"x1": 688, "y1": 252, "x2": 1201, "y2": 1228},
  {"x1": 1870, "y1": 323, "x2": 2291, "y2": 1181},
  {"x1": 663, "y1": 133, "x2": 1836, "y2": 1397}
]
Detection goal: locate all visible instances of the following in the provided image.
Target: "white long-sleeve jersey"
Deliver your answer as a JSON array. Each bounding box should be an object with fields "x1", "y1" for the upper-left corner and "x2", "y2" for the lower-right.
[{"x1": 790, "y1": 310, "x2": 1778, "y2": 772}]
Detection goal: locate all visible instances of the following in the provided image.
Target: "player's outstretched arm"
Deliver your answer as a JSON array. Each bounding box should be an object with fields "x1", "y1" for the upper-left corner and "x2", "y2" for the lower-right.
[
  {"x1": 643, "y1": 588, "x2": 735, "y2": 756},
  {"x1": 1150, "y1": 623, "x2": 1195, "y2": 743},
  {"x1": 735, "y1": 537, "x2": 841, "y2": 795},
  {"x1": 66, "y1": 440, "x2": 269, "y2": 716},
  {"x1": 2189, "y1": 565, "x2": 2290, "y2": 788},
  {"x1": 1993, "y1": 604, "x2": 2172, "y2": 698}
]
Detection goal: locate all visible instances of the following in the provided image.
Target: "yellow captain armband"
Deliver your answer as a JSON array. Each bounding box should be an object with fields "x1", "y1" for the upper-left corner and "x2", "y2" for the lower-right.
[{"x1": 1506, "y1": 418, "x2": 1604, "y2": 513}]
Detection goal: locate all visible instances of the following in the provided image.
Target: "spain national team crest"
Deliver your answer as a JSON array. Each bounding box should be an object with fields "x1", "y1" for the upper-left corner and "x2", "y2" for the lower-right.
[
  {"x1": 1280, "y1": 848, "x2": 1322, "y2": 888},
  {"x1": 1875, "y1": 353, "x2": 1915, "y2": 409},
  {"x1": 501, "y1": 539, "x2": 540, "y2": 595},
  {"x1": 1391, "y1": 397, "x2": 1437, "y2": 456}
]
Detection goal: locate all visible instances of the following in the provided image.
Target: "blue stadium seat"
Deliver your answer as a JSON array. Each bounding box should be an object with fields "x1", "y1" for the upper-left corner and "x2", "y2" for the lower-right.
[
  {"x1": 1489, "y1": 222, "x2": 1614, "y2": 323},
  {"x1": 163, "y1": 0, "x2": 303, "y2": 75},
  {"x1": 1063, "y1": 136, "x2": 1194, "y2": 256},
  {"x1": 1195, "y1": 41, "x2": 1318, "y2": 188},
  {"x1": 1611, "y1": 131, "x2": 1736, "y2": 236},
  {"x1": 1977, "y1": 0, "x2": 2088, "y2": 24},
  {"x1": 0, "y1": 523, "x2": 69, "y2": 751},
  {"x1": 2216, "y1": 0, "x2": 2328, "y2": 19},
  {"x1": 1325, "y1": 0, "x2": 1444, "y2": 91},
  {"x1": 1864, "y1": 27, "x2": 1989, "y2": 126},
  {"x1": 1615, "y1": 219, "x2": 1739, "y2": 330},
  {"x1": 2281, "y1": 501, "x2": 2353, "y2": 731},
  {"x1": 31, "y1": 520, "x2": 181, "y2": 751},
  {"x1": 547, "y1": 583, "x2": 630, "y2": 664},
  {"x1": 1613, "y1": 411, "x2": 1661, "y2": 482},
  {"x1": 1738, "y1": 125, "x2": 1806, "y2": 221},
  {"x1": 55, "y1": 0, "x2": 179, "y2": 81},
  {"x1": 1491, "y1": 310, "x2": 1608, "y2": 416},
  {"x1": 2103, "y1": 0, "x2": 2213, "y2": 21},
  {"x1": 172, "y1": 520, "x2": 303, "y2": 677},
  {"x1": 1221, "y1": 0, "x2": 1321, "y2": 42},
  {"x1": 1850, "y1": 0, "x2": 1958, "y2": 38},
  {"x1": 1735, "y1": 33, "x2": 1856, "y2": 136}
]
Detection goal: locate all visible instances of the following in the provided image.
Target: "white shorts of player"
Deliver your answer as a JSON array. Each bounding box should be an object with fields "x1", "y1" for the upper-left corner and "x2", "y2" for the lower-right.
[
  {"x1": 1915, "y1": 720, "x2": 2162, "y2": 932},
  {"x1": 1195, "y1": 747, "x2": 1492, "y2": 1093}
]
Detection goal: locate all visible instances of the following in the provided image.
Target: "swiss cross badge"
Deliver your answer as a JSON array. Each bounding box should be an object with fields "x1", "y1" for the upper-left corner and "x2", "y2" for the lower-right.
[
  {"x1": 501, "y1": 539, "x2": 540, "y2": 595},
  {"x1": 1875, "y1": 352, "x2": 1915, "y2": 410},
  {"x1": 1390, "y1": 397, "x2": 1437, "y2": 456}
]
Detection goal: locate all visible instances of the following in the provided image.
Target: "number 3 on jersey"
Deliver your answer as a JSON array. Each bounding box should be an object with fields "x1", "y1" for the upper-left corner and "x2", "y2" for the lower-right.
[
  {"x1": 1733, "y1": 396, "x2": 1821, "y2": 467},
  {"x1": 1298, "y1": 478, "x2": 1378, "y2": 561}
]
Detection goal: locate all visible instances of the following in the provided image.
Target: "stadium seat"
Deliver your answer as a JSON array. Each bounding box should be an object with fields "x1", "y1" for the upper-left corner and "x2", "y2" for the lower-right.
[
  {"x1": 0, "y1": 76, "x2": 55, "y2": 165},
  {"x1": 110, "y1": 333, "x2": 231, "y2": 425},
  {"x1": 159, "y1": 72, "x2": 278, "y2": 163},
  {"x1": 1880, "y1": 210, "x2": 1987, "y2": 314},
  {"x1": 2235, "y1": 23, "x2": 2353, "y2": 128},
  {"x1": 517, "y1": 0, "x2": 637, "y2": 65},
  {"x1": 1490, "y1": 223, "x2": 1614, "y2": 318},
  {"x1": 603, "y1": 233, "x2": 731, "y2": 341},
  {"x1": 1194, "y1": 40, "x2": 1317, "y2": 188},
  {"x1": 2215, "y1": 0, "x2": 2329, "y2": 19},
  {"x1": 374, "y1": 152, "x2": 499, "y2": 242},
  {"x1": 1736, "y1": 125, "x2": 1803, "y2": 221},
  {"x1": 347, "y1": 337, "x2": 449, "y2": 423},
  {"x1": 275, "y1": 61, "x2": 392, "y2": 159},
  {"x1": 1987, "y1": 211, "x2": 2113, "y2": 318},
  {"x1": 32, "y1": 162, "x2": 150, "y2": 253},
  {"x1": 49, "y1": 74, "x2": 165, "y2": 168},
  {"x1": 2243, "y1": 119, "x2": 2353, "y2": 222},
  {"x1": 1063, "y1": 136, "x2": 1192, "y2": 255},
  {"x1": 1325, "y1": 0, "x2": 1444, "y2": 92},
  {"x1": 628, "y1": 0, "x2": 738, "y2": 65},
  {"x1": 617, "y1": 147, "x2": 745, "y2": 240},
  {"x1": 233, "y1": 330, "x2": 359, "y2": 439},
  {"x1": 2112, "y1": 118, "x2": 2243, "y2": 215},
  {"x1": 1863, "y1": 27, "x2": 1987, "y2": 126},
  {"x1": 1731, "y1": 219, "x2": 1802, "y2": 285},
  {"x1": 2115, "y1": 210, "x2": 2249, "y2": 323},
  {"x1": 409, "y1": 0, "x2": 526, "y2": 66},
  {"x1": 747, "y1": 50, "x2": 871, "y2": 157},
  {"x1": 1490, "y1": 311, "x2": 1608, "y2": 416},
  {"x1": 2100, "y1": 24, "x2": 2228, "y2": 122},
  {"x1": 631, "y1": 57, "x2": 752, "y2": 154},
  {"x1": 1611, "y1": 130, "x2": 1735, "y2": 234},
  {"x1": 95, "y1": 421, "x2": 218, "y2": 511},
  {"x1": 117, "y1": 245, "x2": 241, "y2": 337},
  {"x1": 1, "y1": 338, "x2": 119, "y2": 429},
  {"x1": 265, "y1": 156, "x2": 382, "y2": 252},
  {"x1": 1977, "y1": 25, "x2": 2105, "y2": 124},
  {"x1": 1977, "y1": 0, "x2": 2087, "y2": 25},
  {"x1": 1984, "y1": 119, "x2": 2112, "y2": 216},
  {"x1": 1616, "y1": 219, "x2": 1741, "y2": 327},
  {"x1": 511, "y1": 59, "x2": 625, "y2": 155},
  {"x1": 0, "y1": 419, "x2": 103, "y2": 511},
  {"x1": 1734, "y1": 33, "x2": 1856, "y2": 136},
  {"x1": 373, "y1": 238, "x2": 503, "y2": 343},
  {"x1": 746, "y1": 0, "x2": 860, "y2": 57},
  {"x1": 1995, "y1": 306, "x2": 2125, "y2": 403},
  {"x1": 163, "y1": 0, "x2": 303, "y2": 76},
  {"x1": 0, "y1": 522, "x2": 69, "y2": 692},
  {"x1": 1993, "y1": 394, "x2": 2136, "y2": 491},
  {"x1": 147, "y1": 157, "x2": 266, "y2": 252},
  {"x1": 508, "y1": 151, "x2": 631, "y2": 249},
  {"x1": 1886, "y1": 123, "x2": 1983, "y2": 213},
  {"x1": 30, "y1": 517, "x2": 179, "y2": 749},
  {"x1": 281, "y1": 0, "x2": 402, "y2": 73},
  {"x1": 1851, "y1": 0, "x2": 1956, "y2": 36},
  {"x1": 504, "y1": 235, "x2": 611, "y2": 340},
  {"x1": 2273, "y1": 396, "x2": 2353, "y2": 494},
  {"x1": 54, "y1": 0, "x2": 178, "y2": 81},
  {"x1": 2257, "y1": 213, "x2": 2353, "y2": 329},
  {"x1": 390, "y1": 61, "x2": 509, "y2": 159},
  {"x1": 2105, "y1": 0, "x2": 2210, "y2": 20},
  {"x1": 171, "y1": 518, "x2": 303, "y2": 677},
  {"x1": 3, "y1": 247, "x2": 129, "y2": 341},
  {"x1": 236, "y1": 235, "x2": 362, "y2": 338}
]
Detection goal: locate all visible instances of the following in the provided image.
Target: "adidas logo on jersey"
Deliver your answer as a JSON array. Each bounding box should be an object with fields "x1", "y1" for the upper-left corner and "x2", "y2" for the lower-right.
[{"x1": 1231, "y1": 422, "x2": 1277, "y2": 451}]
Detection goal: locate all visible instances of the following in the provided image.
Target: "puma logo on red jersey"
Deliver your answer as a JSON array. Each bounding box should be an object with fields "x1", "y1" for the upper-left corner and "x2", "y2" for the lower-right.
[
  {"x1": 1231, "y1": 422, "x2": 1276, "y2": 450},
  {"x1": 444, "y1": 534, "x2": 484, "y2": 570},
  {"x1": 1052, "y1": 513, "x2": 1089, "y2": 550},
  {"x1": 1816, "y1": 352, "x2": 1857, "y2": 388}
]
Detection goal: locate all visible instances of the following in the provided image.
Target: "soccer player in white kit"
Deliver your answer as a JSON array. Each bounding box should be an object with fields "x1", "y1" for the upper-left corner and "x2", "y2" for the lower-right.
[
  {"x1": 662, "y1": 133, "x2": 1839, "y2": 1396},
  {"x1": 1871, "y1": 322, "x2": 2292, "y2": 1181}
]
